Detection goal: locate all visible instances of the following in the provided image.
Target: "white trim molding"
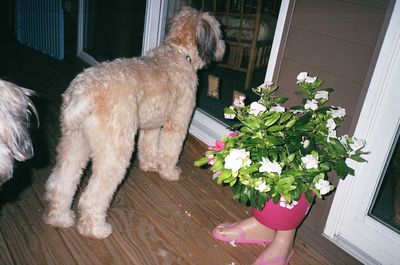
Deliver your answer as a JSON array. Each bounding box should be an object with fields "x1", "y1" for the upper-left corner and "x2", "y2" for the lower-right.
[
  {"x1": 264, "y1": 0, "x2": 290, "y2": 82},
  {"x1": 142, "y1": 0, "x2": 169, "y2": 54},
  {"x1": 189, "y1": 109, "x2": 231, "y2": 146},
  {"x1": 324, "y1": 1, "x2": 400, "y2": 264}
]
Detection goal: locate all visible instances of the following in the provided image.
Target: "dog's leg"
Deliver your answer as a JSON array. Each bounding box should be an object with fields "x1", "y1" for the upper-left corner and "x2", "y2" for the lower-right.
[
  {"x1": 44, "y1": 128, "x2": 90, "y2": 228},
  {"x1": 157, "y1": 112, "x2": 192, "y2": 181},
  {"x1": 77, "y1": 114, "x2": 136, "y2": 239},
  {"x1": 138, "y1": 128, "x2": 161, "y2": 172}
]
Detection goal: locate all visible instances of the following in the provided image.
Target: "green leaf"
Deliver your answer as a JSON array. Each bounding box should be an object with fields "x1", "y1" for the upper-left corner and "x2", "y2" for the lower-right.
[
  {"x1": 240, "y1": 164, "x2": 259, "y2": 174},
  {"x1": 266, "y1": 125, "x2": 286, "y2": 132},
  {"x1": 264, "y1": 112, "x2": 281, "y2": 127},
  {"x1": 244, "y1": 116, "x2": 260, "y2": 130},
  {"x1": 305, "y1": 190, "x2": 315, "y2": 203},
  {"x1": 350, "y1": 155, "x2": 367, "y2": 162},
  {"x1": 333, "y1": 160, "x2": 348, "y2": 178},
  {"x1": 256, "y1": 192, "x2": 268, "y2": 210},
  {"x1": 229, "y1": 178, "x2": 237, "y2": 187},
  {"x1": 194, "y1": 157, "x2": 208, "y2": 167},
  {"x1": 273, "y1": 194, "x2": 280, "y2": 204},
  {"x1": 219, "y1": 168, "x2": 232, "y2": 180},
  {"x1": 285, "y1": 119, "x2": 296, "y2": 129},
  {"x1": 265, "y1": 136, "x2": 284, "y2": 145},
  {"x1": 294, "y1": 123, "x2": 314, "y2": 132},
  {"x1": 279, "y1": 112, "x2": 293, "y2": 123}
]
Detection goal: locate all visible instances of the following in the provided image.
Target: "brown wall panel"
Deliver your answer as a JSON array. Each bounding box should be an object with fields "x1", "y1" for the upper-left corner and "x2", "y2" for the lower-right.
[
  {"x1": 276, "y1": 59, "x2": 362, "y2": 121},
  {"x1": 292, "y1": 0, "x2": 386, "y2": 46},
  {"x1": 284, "y1": 28, "x2": 374, "y2": 83}
]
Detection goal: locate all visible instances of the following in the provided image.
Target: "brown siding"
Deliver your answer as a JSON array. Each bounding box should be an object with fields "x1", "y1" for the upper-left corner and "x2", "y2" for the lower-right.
[{"x1": 273, "y1": 0, "x2": 392, "y2": 264}]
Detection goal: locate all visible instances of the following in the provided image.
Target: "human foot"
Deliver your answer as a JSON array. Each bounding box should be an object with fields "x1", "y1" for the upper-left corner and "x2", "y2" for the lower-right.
[
  {"x1": 213, "y1": 217, "x2": 276, "y2": 245},
  {"x1": 252, "y1": 229, "x2": 296, "y2": 265},
  {"x1": 253, "y1": 249, "x2": 294, "y2": 265}
]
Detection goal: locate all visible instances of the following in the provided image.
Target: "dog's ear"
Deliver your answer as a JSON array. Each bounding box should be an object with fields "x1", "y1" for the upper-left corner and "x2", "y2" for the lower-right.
[{"x1": 196, "y1": 17, "x2": 217, "y2": 64}]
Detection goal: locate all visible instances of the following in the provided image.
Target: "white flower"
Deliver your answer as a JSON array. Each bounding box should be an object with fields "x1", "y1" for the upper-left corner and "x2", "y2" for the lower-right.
[
  {"x1": 315, "y1": 90, "x2": 329, "y2": 100},
  {"x1": 249, "y1": 102, "x2": 266, "y2": 116},
  {"x1": 279, "y1": 197, "x2": 298, "y2": 209},
  {"x1": 224, "y1": 149, "x2": 252, "y2": 172},
  {"x1": 224, "y1": 113, "x2": 236, "y2": 119},
  {"x1": 304, "y1": 99, "x2": 318, "y2": 111},
  {"x1": 302, "y1": 139, "x2": 310, "y2": 148},
  {"x1": 256, "y1": 81, "x2": 273, "y2": 92},
  {"x1": 305, "y1": 76, "x2": 317, "y2": 84},
  {"x1": 315, "y1": 179, "x2": 331, "y2": 195},
  {"x1": 329, "y1": 107, "x2": 346, "y2": 119},
  {"x1": 224, "y1": 106, "x2": 236, "y2": 119},
  {"x1": 327, "y1": 129, "x2": 337, "y2": 139},
  {"x1": 339, "y1": 134, "x2": 349, "y2": 147},
  {"x1": 270, "y1": 104, "x2": 285, "y2": 113},
  {"x1": 259, "y1": 157, "x2": 282, "y2": 175},
  {"x1": 233, "y1": 96, "x2": 246, "y2": 108},
  {"x1": 350, "y1": 137, "x2": 366, "y2": 152},
  {"x1": 301, "y1": 154, "x2": 319, "y2": 169},
  {"x1": 255, "y1": 181, "x2": 269, "y2": 192},
  {"x1": 291, "y1": 109, "x2": 303, "y2": 114},
  {"x1": 326, "y1": 118, "x2": 336, "y2": 131},
  {"x1": 296, "y1": 72, "x2": 308, "y2": 83}
]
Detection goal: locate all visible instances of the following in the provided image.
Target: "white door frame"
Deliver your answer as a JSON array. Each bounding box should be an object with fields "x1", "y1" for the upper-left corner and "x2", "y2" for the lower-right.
[{"x1": 324, "y1": 1, "x2": 400, "y2": 264}]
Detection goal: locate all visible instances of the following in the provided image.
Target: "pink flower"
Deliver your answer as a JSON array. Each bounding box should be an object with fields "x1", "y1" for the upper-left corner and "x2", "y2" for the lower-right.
[
  {"x1": 212, "y1": 171, "x2": 221, "y2": 179},
  {"x1": 233, "y1": 96, "x2": 246, "y2": 108},
  {"x1": 228, "y1": 131, "x2": 238, "y2": 137},
  {"x1": 206, "y1": 154, "x2": 216, "y2": 165},
  {"x1": 209, "y1": 140, "x2": 225, "y2": 151}
]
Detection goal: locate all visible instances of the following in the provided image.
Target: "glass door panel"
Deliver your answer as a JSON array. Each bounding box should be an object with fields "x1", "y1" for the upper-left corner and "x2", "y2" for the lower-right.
[
  {"x1": 81, "y1": 0, "x2": 146, "y2": 62},
  {"x1": 370, "y1": 128, "x2": 400, "y2": 234},
  {"x1": 168, "y1": 0, "x2": 282, "y2": 124}
]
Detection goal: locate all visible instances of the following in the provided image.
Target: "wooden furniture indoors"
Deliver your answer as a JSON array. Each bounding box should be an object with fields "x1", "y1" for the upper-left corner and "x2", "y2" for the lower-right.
[{"x1": 185, "y1": 0, "x2": 281, "y2": 89}]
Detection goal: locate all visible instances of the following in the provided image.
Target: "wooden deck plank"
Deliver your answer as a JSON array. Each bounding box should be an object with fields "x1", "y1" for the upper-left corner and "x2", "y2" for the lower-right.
[
  {"x1": 0, "y1": 174, "x2": 77, "y2": 265},
  {"x1": 33, "y1": 168, "x2": 187, "y2": 265},
  {"x1": 0, "y1": 223, "x2": 15, "y2": 265},
  {"x1": 121, "y1": 166, "x2": 245, "y2": 265}
]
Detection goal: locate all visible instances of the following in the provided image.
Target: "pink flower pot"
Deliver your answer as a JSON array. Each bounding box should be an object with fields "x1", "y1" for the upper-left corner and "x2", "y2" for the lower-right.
[{"x1": 252, "y1": 193, "x2": 313, "y2": 230}]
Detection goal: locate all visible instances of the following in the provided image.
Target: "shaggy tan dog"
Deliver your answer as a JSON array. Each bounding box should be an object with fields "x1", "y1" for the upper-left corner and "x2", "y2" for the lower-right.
[
  {"x1": 0, "y1": 79, "x2": 37, "y2": 185},
  {"x1": 44, "y1": 8, "x2": 225, "y2": 239}
]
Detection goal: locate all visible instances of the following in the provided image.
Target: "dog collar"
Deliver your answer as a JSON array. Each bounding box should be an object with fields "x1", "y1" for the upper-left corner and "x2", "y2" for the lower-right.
[{"x1": 171, "y1": 44, "x2": 192, "y2": 63}]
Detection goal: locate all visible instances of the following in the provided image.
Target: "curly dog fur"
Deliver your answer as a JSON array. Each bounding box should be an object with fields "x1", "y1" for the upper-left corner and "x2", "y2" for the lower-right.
[
  {"x1": 0, "y1": 79, "x2": 36, "y2": 185},
  {"x1": 44, "y1": 8, "x2": 225, "y2": 239}
]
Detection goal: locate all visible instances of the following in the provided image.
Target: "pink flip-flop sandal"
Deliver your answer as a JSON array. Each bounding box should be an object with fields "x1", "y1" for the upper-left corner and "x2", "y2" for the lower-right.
[
  {"x1": 212, "y1": 222, "x2": 272, "y2": 246},
  {"x1": 254, "y1": 249, "x2": 294, "y2": 265}
]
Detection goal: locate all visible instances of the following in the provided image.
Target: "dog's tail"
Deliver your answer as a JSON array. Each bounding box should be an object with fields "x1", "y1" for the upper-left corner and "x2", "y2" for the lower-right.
[{"x1": 61, "y1": 82, "x2": 93, "y2": 129}]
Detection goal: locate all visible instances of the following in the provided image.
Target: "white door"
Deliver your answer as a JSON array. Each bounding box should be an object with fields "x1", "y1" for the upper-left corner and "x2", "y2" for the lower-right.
[{"x1": 324, "y1": 1, "x2": 400, "y2": 264}]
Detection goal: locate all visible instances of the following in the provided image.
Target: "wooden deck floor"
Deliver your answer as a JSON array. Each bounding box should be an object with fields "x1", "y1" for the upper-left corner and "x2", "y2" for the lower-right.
[{"x1": 0, "y1": 37, "x2": 333, "y2": 265}]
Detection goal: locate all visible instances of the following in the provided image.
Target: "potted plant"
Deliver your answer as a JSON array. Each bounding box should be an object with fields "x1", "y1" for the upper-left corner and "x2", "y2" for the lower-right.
[{"x1": 195, "y1": 72, "x2": 368, "y2": 229}]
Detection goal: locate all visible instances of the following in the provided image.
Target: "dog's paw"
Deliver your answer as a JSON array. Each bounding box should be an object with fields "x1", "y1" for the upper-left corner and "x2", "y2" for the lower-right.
[
  {"x1": 159, "y1": 166, "x2": 182, "y2": 181},
  {"x1": 77, "y1": 219, "x2": 112, "y2": 239},
  {"x1": 139, "y1": 162, "x2": 158, "y2": 172},
  {"x1": 43, "y1": 209, "x2": 75, "y2": 228}
]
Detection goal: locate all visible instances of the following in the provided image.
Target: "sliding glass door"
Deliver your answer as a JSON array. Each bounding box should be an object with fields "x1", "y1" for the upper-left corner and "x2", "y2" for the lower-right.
[
  {"x1": 77, "y1": 0, "x2": 169, "y2": 65},
  {"x1": 325, "y1": 2, "x2": 400, "y2": 263}
]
